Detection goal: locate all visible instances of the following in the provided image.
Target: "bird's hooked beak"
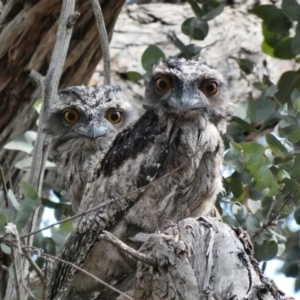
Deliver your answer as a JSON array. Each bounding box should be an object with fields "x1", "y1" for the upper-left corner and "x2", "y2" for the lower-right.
[
  {"x1": 73, "y1": 122, "x2": 109, "y2": 139},
  {"x1": 168, "y1": 93, "x2": 206, "y2": 113}
]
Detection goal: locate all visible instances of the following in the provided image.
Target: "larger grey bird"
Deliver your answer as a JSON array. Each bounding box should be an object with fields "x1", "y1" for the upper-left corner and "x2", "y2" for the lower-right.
[
  {"x1": 44, "y1": 85, "x2": 139, "y2": 212},
  {"x1": 48, "y1": 58, "x2": 233, "y2": 299}
]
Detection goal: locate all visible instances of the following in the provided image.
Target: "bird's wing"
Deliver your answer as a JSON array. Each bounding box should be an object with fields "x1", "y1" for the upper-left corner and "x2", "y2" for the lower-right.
[{"x1": 49, "y1": 110, "x2": 167, "y2": 299}]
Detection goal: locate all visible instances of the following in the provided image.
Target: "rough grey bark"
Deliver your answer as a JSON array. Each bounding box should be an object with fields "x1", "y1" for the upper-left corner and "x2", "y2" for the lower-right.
[{"x1": 124, "y1": 218, "x2": 293, "y2": 300}]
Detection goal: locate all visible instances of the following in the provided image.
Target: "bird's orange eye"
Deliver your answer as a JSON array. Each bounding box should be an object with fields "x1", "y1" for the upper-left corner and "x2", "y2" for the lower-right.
[
  {"x1": 63, "y1": 109, "x2": 80, "y2": 124},
  {"x1": 106, "y1": 110, "x2": 122, "y2": 124},
  {"x1": 155, "y1": 77, "x2": 171, "y2": 93},
  {"x1": 201, "y1": 81, "x2": 218, "y2": 96}
]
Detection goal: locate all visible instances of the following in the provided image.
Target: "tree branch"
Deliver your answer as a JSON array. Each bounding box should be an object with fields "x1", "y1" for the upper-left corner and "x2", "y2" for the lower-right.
[
  {"x1": 90, "y1": 0, "x2": 111, "y2": 85},
  {"x1": 100, "y1": 231, "x2": 157, "y2": 267}
]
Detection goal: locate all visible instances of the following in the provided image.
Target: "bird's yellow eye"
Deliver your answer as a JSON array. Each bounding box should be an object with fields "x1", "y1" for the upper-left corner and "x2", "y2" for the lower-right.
[
  {"x1": 63, "y1": 109, "x2": 80, "y2": 124},
  {"x1": 201, "y1": 81, "x2": 218, "y2": 96},
  {"x1": 155, "y1": 77, "x2": 171, "y2": 93},
  {"x1": 106, "y1": 110, "x2": 122, "y2": 124}
]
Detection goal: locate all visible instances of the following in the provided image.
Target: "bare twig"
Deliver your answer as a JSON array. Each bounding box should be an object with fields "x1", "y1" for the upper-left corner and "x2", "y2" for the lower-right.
[
  {"x1": 90, "y1": 0, "x2": 111, "y2": 85},
  {"x1": 0, "y1": 166, "x2": 8, "y2": 207},
  {"x1": 22, "y1": 251, "x2": 45, "y2": 284},
  {"x1": 100, "y1": 231, "x2": 157, "y2": 267},
  {"x1": 28, "y1": 1, "x2": 79, "y2": 196},
  {"x1": 11, "y1": 245, "x2": 21, "y2": 300},
  {"x1": 252, "y1": 189, "x2": 299, "y2": 239}
]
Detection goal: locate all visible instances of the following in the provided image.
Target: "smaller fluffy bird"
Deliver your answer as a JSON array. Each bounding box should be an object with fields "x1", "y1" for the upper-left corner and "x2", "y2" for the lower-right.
[{"x1": 44, "y1": 85, "x2": 139, "y2": 212}]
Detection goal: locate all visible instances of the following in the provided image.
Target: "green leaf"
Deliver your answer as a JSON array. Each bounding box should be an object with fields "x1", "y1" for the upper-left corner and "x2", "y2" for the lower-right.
[
  {"x1": 261, "y1": 40, "x2": 275, "y2": 57},
  {"x1": 4, "y1": 131, "x2": 37, "y2": 154},
  {"x1": 247, "y1": 199, "x2": 261, "y2": 214},
  {"x1": 243, "y1": 142, "x2": 265, "y2": 160},
  {"x1": 222, "y1": 214, "x2": 238, "y2": 227},
  {"x1": 226, "y1": 178, "x2": 245, "y2": 201},
  {"x1": 266, "y1": 134, "x2": 288, "y2": 155},
  {"x1": 245, "y1": 214, "x2": 261, "y2": 234},
  {"x1": 201, "y1": 2, "x2": 224, "y2": 21},
  {"x1": 255, "y1": 170, "x2": 273, "y2": 191},
  {"x1": 171, "y1": 35, "x2": 186, "y2": 52},
  {"x1": 292, "y1": 23, "x2": 300, "y2": 54},
  {"x1": 231, "y1": 116, "x2": 256, "y2": 133},
  {"x1": 278, "y1": 124, "x2": 300, "y2": 143},
  {"x1": 282, "y1": 0, "x2": 300, "y2": 21},
  {"x1": 14, "y1": 157, "x2": 32, "y2": 171},
  {"x1": 181, "y1": 17, "x2": 208, "y2": 40},
  {"x1": 248, "y1": 96, "x2": 276, "y2": 123},
  {"x1": 186, "y1": 0, "x2": 203, "y2": 19},
  {"x1": 254, "y1": 241, "x2": 278, "y2": 261},
  {"x1": 290, "y1": 154, "x2": 300, "y2": 180},
  {"x1": 0, "y1": 243, "x2": 11, "y2": 255},
  {"x1": 294, "y1": 207, "x2": 300, "y2": 225},
  {"x1": 274, "y1": 37, "x2": 295, "y2": 59},
  {"x1": 19, "y1": 182, "x2": 39, "y2": 200},
  {"x1": 141, "y1": 45, "x2": 166, "y2": 71},
  {"x1": 249, "y1": 185, "x2": 269, "y2": 200},
  {"x1": 0, "y1": 212, "x2": 7, "y2": 235},
  {"x1": 127, "y1": 71, "x2": 143, "y2": 82},
  {"x1": 281, "y1": 178, "x2": 300, "y2": 199},
  {"x1": 262, "y1": 23, "x2": 281, "y2": 48},
  {"x1": 224, "y1": 142, "x2": 245, "y2": 172},
  {"x1": 275, "y1": 70, "x2": 300, "y2": 105},
  {"x1": 7, "y1": 190, "x2": 20, "y2": 211},
  {"x1": 285, "y1": 264, "x2": 299, "y2": 277},
  {"x1": 231, "y1": 203, "x2": 247, "y2": 223},
  {"x1": 268, "y1": 181, "x2": 279, "y2": 197},
  {"x1": 254, "y1": 5, "x2": 292, "y2": 34},
  {"x1": 237, "y1": 59, "x2": 254, "y2": 75},
  {"x1": 179, "y1": 44, "x2": 202, "y2": 59},
  {"x1": 293, "y1": 98, "x2": 300, "y2": 111}
]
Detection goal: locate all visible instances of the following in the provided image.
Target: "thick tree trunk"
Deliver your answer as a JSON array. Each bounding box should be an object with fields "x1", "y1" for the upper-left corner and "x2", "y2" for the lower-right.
[
  {"x1": 123, "y1": 218, "x2": 292, "y2": 300},
  {"x1": 0, "y1": 0, "x2": 125, "y2": 190}
]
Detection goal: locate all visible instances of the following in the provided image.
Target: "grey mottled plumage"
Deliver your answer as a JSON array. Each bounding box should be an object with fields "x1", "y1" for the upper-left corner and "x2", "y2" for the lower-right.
[
  {"x1": 48, "y1": 59, "x2": 233, "y2": 299},
  {"x1": 44, "y1": 85, "x2": 139, "y2": 212}
]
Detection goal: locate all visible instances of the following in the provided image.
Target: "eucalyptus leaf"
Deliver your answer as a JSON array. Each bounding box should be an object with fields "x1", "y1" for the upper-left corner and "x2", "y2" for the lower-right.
[
  {"x1": 274, "y1": 37, "x2": 295, "y2": 59},
  {"x1": 0, "y1": 243, "x2": 11, "y2": 255},
  {"x1": 275, "y1": 71, "x2": 300, "y2": 105},
  {"x1": 4, "y1": 131, "x2": 37, "y2": 154},
  {"x1": 141, "y1": 45, "x2": 166, "y2": 71},
  {"x1": 19, "y1": 182, "x2": 39, "y2": 200},
  {"x1": 254, "y1": 5, "x2": 292, "y2": 34},
  {"x1": 181, "y1": 17, "x2": 208, "y2": 40},
  {"x1": 237, "y1": 59, "x2": 254, "y2": 75},
  {"x1": 266, "y1": 134, "x2": 288, "y2": 155},
  {"x1": 201, "y1": 2, "x2": 224, "y2": 21},
  {"x1": 292, "y1": 23, "x2": 300, "y2": 55},
  {"x1": 127, "y1": 71, "x2": 143, "y2": 82},
  {"x1": 282, "y1": 0, "x2": 300, "y2": 21},
  {"x1": 7, "y1": 189, "x2": 20, "y2": 211},
  {"x1": 186, "y1": 0, "x2": 203, "y2": 19},
  {"x1": 254, "y1": 240, "x2": 278, "y2": 261}
]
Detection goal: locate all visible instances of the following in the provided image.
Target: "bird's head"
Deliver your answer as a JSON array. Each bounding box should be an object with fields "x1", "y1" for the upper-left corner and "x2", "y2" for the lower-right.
[
  {"x1": 44, "y1": 85, "x2": 138, "y2": 155},
  {"x1": 145, "y1": 58, "x2": 233, "y2": 133}
]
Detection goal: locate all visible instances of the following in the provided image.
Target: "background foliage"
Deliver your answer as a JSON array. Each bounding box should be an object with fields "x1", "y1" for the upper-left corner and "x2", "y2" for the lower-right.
[{"x1": 1, "y1": 0, "x2": 300, "y2": 297}]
